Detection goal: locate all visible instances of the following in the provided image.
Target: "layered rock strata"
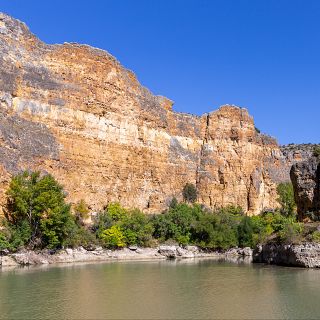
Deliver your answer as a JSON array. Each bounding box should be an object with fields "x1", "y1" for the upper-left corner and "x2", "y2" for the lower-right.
[{"x1": 0, "y1": 13, "x2": 290, "y2": 214}]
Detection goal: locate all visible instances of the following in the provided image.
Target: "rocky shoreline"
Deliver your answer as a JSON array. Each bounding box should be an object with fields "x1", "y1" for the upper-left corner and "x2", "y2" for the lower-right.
[
  {"x1": 4, "y1": 243, "x2": 320, "y2": 269},
  {"x1": 253, "y1": 243, "x2": 320, "y2": 268},
  {"x1": 0, "y1": 245, "x2": 253, "y2": 268}
]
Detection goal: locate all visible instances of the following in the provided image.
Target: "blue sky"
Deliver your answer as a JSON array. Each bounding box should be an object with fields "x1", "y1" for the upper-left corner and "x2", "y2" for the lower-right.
[{"x1": 1, "y1": 0, "x2": 319, "y2": 145}]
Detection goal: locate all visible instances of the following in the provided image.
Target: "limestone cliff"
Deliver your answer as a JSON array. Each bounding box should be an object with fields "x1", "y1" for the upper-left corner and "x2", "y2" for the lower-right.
[
  {"x1": 0, "y1": 13, "x2": 288, "y2": 214},
  {"x1": 290, "y1": 156, "x2": 320, "y2": 220}
]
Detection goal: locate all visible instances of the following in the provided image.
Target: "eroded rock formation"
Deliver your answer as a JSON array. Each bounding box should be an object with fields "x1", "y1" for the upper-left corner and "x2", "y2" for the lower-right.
[
  {"x1": 290, "y1": 156, "x2": 320, "y2": 220},
  {"x1": 0, "y1": 13, "x2": 291, "y2": 214}
]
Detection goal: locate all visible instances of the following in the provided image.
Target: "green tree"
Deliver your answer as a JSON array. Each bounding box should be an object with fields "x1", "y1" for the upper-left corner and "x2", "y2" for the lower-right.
[
  {"x1": 152, "y1": 203, "x2": 201, "y2": 245},
  {"x1": 4, "y1": 171, "x2": 77, "y2": 249},
  {"x1": 120, "y1": 209, "x2": 154, "y2": 246},
  {"x1": 169, "y1": 197, "x2": 178, "y2": 209},
  {"x1": 0, "y1": 230, "x2": 12, "y2": 251},
  {"x1": 279, "y1": 221, "x2": 303, "y2": 244},
  {"x1": 193, "y1": 213, "x2": 238, "y2": 249},
  {"x1": 106, "y1": 202, "x2": 127, "y2": 221},
  {"x1": 74, "y1": 199, "x2": 89, "y2": 226},
  {"x1": 100, "y1": 225, "x2": 126, "y2": 248},
  {"x1": 277, "y1": 183, "x2": 296, "y2": 217},
  {"x1": 182, "y1": 183, "x2": 197, "y2": 203},
  {"x1": 238, "y1": 216, "x2": 254, "y2": 247}
]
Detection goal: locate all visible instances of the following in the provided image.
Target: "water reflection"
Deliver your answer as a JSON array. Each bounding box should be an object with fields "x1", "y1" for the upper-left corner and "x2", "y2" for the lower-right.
[{"x1": 0, "y1": 259, "x2": 319, "y2": 319}]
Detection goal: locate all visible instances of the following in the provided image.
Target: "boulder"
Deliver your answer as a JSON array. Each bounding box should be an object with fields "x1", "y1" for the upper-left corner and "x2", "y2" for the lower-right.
[
  {"x1": 65, "y1": 248, "x2": 73, "y2": 255},
  {"x1": 158, "y1": 245, "x2": 178, "y2": 258},
  {"x1": 1, "y1": 255, "x2": 19, "y2": 267}
]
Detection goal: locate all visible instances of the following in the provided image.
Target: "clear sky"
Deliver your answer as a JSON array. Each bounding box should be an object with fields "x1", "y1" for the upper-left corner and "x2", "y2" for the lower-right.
[{"x1": 1, "y1": 0, "x2": 319, "y2": 145}]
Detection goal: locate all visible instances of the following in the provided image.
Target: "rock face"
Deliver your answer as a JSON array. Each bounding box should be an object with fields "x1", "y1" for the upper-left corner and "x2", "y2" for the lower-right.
[
  {"x1": 253, "y1": 243, "x2": 320, "y2": 268},
  {"x1": 290, "y1": 157, "x2": 320, "y2": 220},
  {"x1": 280, "y1": 144, "x2": 319, "y2": 182},
  {"x1": 0, "y1": 13, "x2": 291, "y2": 215}
]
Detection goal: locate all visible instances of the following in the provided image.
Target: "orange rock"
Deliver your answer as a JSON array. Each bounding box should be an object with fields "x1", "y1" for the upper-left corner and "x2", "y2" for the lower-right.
[{"x1": 0, "y1": 13, "x2": 291, "y2": 215}]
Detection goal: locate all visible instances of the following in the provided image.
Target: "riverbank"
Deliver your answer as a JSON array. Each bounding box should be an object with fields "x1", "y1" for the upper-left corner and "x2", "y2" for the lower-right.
[
  {"x1": 4, "y1": 242, "x2": 320, "y2": 269},
  {"x1": 253, "y1": 242, "x2": 320, "y2": 268},
  {"x1": 0, "y1": 245, "x2": 253, "y2": 267}
]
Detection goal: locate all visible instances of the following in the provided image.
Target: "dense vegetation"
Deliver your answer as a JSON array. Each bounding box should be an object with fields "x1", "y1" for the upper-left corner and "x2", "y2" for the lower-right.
[{"x1": 0, "y1": 172, "x2": 316, "y2": 252}]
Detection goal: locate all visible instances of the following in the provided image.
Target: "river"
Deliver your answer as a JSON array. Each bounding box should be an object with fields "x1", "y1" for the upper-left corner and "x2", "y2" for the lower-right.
[{"x1": 0, "y1": 259, "x2": 320, "y2": 319}]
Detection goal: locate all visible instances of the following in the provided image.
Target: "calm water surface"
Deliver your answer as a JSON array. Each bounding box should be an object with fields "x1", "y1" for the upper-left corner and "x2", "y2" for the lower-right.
[{"x1": 1, "y1": 259, "x2": 320, "y2": 319}]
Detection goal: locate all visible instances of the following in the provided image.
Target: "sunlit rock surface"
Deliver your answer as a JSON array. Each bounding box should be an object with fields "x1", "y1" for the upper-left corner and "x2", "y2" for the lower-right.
[{"x1": 0, "y1": 13, "x2": 294, "y2": 214}]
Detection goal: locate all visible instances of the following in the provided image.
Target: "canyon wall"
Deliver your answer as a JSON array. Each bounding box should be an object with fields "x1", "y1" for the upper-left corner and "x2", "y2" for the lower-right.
[
  {"x1": 0, "y1": 13, "x2": 290, "y2": 214},
  {"x1": 291, "y1": 156, "x2": 320, "y2": 220}
]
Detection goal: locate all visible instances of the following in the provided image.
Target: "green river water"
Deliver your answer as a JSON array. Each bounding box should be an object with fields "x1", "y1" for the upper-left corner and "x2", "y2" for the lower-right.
[{"x1": 1, "y1": 259, "x2": 320, "y2": 319}]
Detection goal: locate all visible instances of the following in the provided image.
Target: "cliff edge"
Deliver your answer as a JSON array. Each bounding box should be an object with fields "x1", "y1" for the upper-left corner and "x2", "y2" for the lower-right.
[{"x1": 0, "y1": 13, "x2": 290, "y2": 214}]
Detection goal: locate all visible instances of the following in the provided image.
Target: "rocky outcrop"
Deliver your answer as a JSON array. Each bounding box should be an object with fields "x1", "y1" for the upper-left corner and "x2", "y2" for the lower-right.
[
  {"x1": 253, "y1": 243, "x2": 320, "y2": 268},
  {"x1": 279, "y1": 144, "x2": 318, "y2": 183},
  {"x1": 0, "y1": 13, "x2": 292, "y2": 215},
  {"x1": 0, "y1": 246, "x2": 253, "y2": 267},
  {"x1": 290, "y1": 157, "x2": 320, "y2": 220}
]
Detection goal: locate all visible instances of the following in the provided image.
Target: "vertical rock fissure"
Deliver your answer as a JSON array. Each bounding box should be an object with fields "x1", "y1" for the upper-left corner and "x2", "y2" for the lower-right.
[{"x1": 195, "y1": 113, "x2": 210, "y2": 197}]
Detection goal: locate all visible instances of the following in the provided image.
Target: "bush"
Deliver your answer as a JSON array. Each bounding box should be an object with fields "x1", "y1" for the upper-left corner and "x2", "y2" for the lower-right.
[
  {"x1": 277, "y1": 183, "x2": 296, "y2": 217},
  {"x1": 120, "y1": 209, "x2": 154, "y2": 246},
  {"x1": 6, "y1": 219, "x2": 32, "y2": 250},
  {"x1": 238, "y1": 217, "x2": 254, "y2": 247},
  {"x1": 94, "y1": 204, "x2": 154, "y2": 247},
  {"x1": 193, "y1": 213, "x2": 238, "y2": 249},
  {"x1": 313, "y1": 145, "x2": 320, "y2": 157},
  {"x1": 106, "y1": 202, "x2": 127, "y2": 221},
  {"x1": 100, "y1": 225, "x2": 126, "y2": 248},
  {"x1": 169, "y1": 197, "x2": 178, "y2": 209},
  {"x1": 74, "y1": 199, "x2": 89, "y2": 226},
  {"x1": 311, "y1": 230, "x2": 320, "y2": 242},
  {"x1": 152, "y1": 203, "x2": 200, "y2": 245},
  {"x1": 182, "y1": 183, "x2": 197, "y2": 203},
  {"x1": 0, "y1": 230, "x2": 12, "y2": 251},
  {"x1": 64, "y1": 226, "x2": 97, "y2": 249},
  {"x1": 250, "y1": 215, "x2": 273, "y2": 245},
  {"x1": 279, "y1": 221, "x2": 303, "y2": 244},
  {"x1": 4, "y1": 171, "x2": 80, "y2": 249}
]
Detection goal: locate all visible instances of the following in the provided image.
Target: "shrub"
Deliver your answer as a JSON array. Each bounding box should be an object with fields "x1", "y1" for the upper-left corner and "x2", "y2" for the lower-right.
[
  {"x1": 193, "y1": 212, "x2": 238, "y2": 249},
  {"x1": 311, "y1": 230, "x2": 320, "y2": 242},
  {"x1": 279, "y1": 221, "x2": 303, "y2": 244},
  {"x1": 238, "y1": 216, "x2": 254, "y2": 247},
  {"x1": 220, "y1": 205, "x2": 244, "y2": 216},
  {"x1": 100, "y1": 225, "x2": 126, "y2": 248},
  {"x1": 106, "y1": 202, "x2": 127, "y2": 221},
  {"x1": 120, "y1": 209, "x2": 154, "y2": 246},
  {"x1": 313, "y1": 145, "x2": 320, "y2": 157},
  {"x1": 182, "y1": 183, "x2": 197, "y2": 203},
  {"x1": 4, "y1": 171, "x2": 78, "y2": 249},
  {"x1": 277, "y1": 183, "x2": 296, "y2": 217},
  {"x1": 74, "y1": 199, "x2": 89, "y2": 226},
  {"x1": 152, "y1": 203, "x2": 200, "y2": 244},
  {"x1": 65, "y1": 227, "x2": 97, "y2": 249},
  {"x1": 0, "y1": 230, "x2": 12, "y2": 251},
  {"x1": 6, "y1": 219, "x2": 32, "y2": 250},
  {"x1": 93, "y1": 210, "x2": 113, "y2": 235},
  {"x1": 250, "y1": 215, "x2": 273, "y2": 245},
  {"x1": 169, "y1": 197, "x2": 178, "y2": 209}
]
